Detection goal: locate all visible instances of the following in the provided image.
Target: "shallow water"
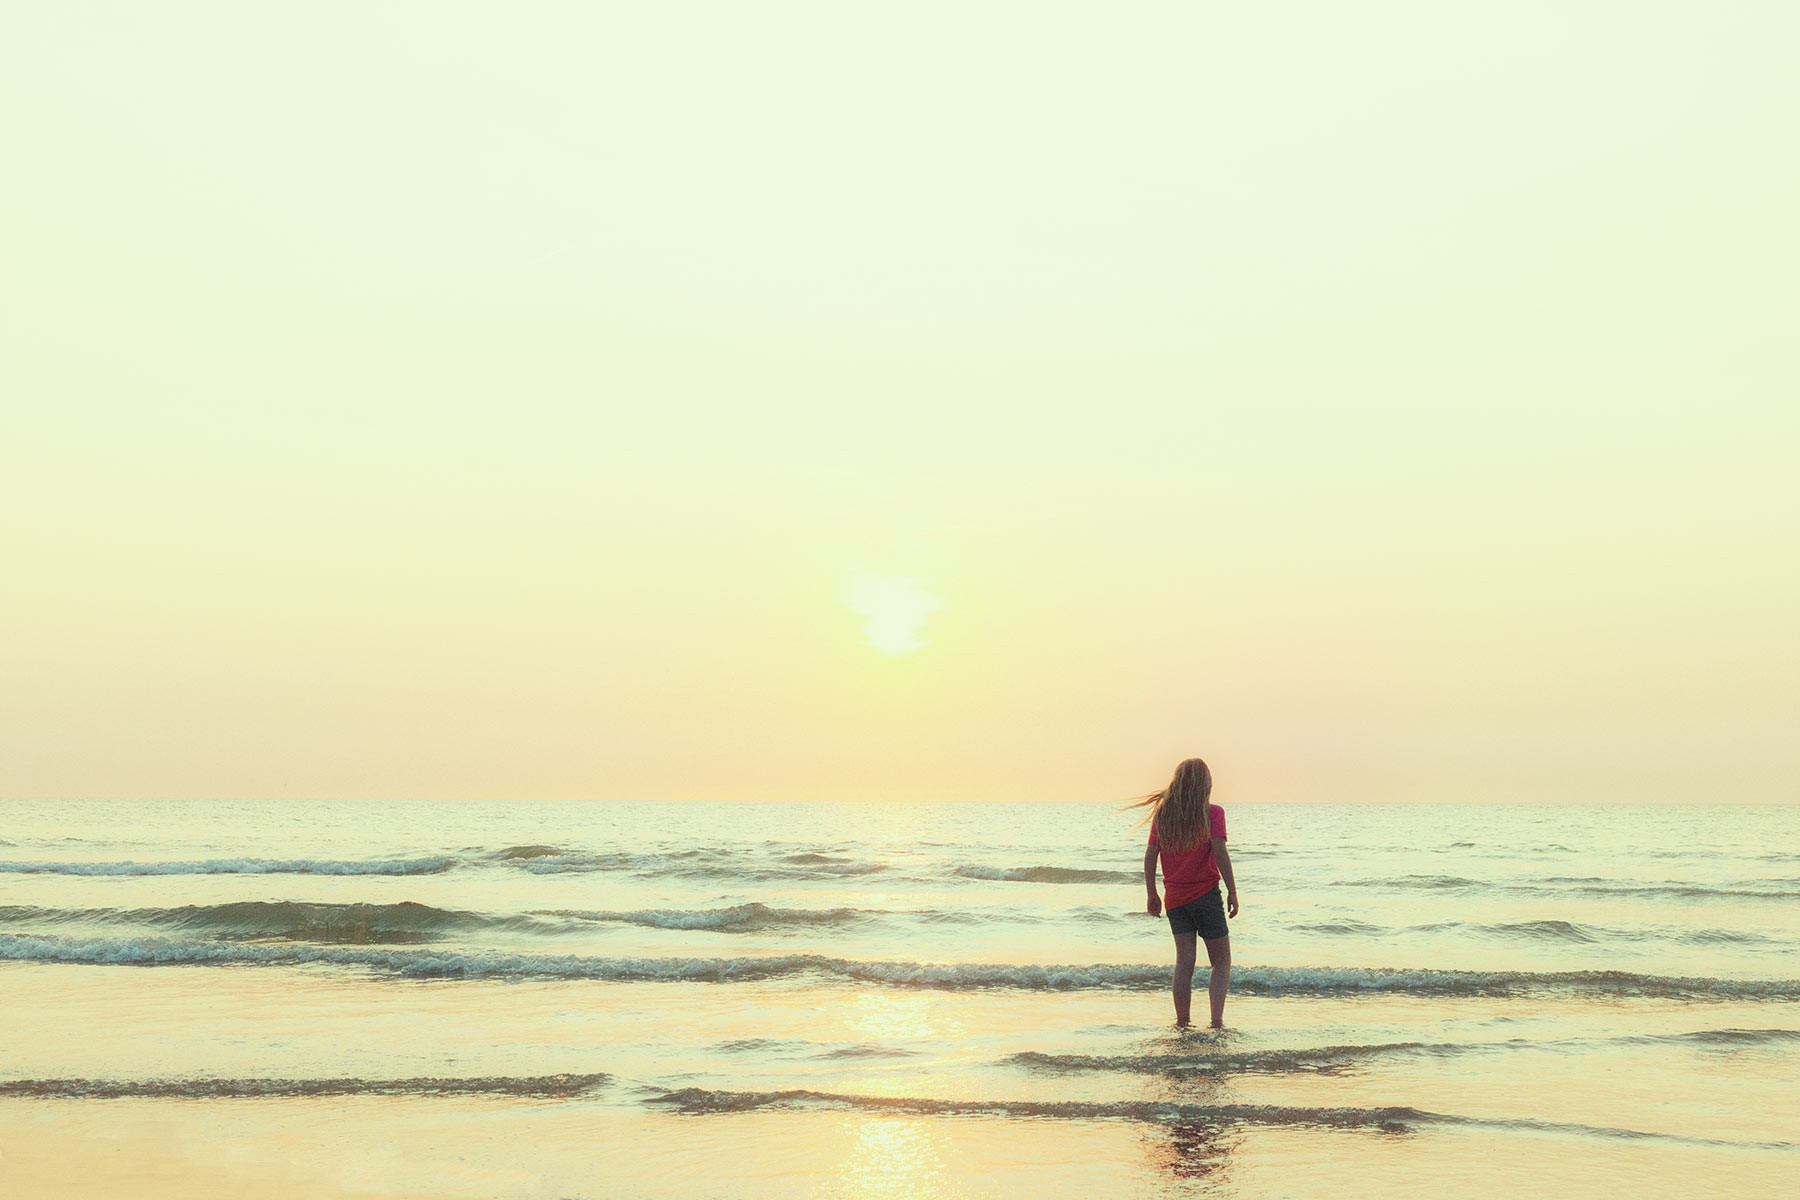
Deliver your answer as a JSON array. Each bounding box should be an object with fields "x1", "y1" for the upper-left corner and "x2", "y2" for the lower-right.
[{"x1": 2, "y1": 799, "x2": 1795, "y2": 1197}]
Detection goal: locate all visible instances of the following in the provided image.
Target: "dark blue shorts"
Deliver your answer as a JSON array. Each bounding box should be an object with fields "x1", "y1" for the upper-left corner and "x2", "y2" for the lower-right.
[{"x1": 1166, "y1": 884, "x2": 1228, "y2": 940}]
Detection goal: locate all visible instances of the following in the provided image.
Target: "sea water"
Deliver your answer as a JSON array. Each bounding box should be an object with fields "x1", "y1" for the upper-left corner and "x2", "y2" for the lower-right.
[{"x1": 1, "y1": 799, "x2": 1794, "y2": 1198}]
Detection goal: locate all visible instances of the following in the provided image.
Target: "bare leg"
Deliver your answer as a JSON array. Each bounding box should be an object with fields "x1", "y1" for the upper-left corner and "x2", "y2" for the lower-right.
[
  {"x1": 1171, "y1": 930, "x2": 1198, "y2": 1026},
  {"x1": 1204, "y1": 934, "x2": 1232, "y2": 1028}
]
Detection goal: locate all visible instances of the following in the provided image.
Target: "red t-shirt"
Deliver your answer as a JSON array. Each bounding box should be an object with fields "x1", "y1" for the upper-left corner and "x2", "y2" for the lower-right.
[{"x1": 1149, "y1": 804, "x2": 1227, "y2": 910}]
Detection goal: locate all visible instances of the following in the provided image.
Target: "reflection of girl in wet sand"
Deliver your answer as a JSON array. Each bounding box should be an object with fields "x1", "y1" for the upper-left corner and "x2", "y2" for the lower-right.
[{"x1": 1132, "y1": 758, "x2": 1239, "y2": 1028}]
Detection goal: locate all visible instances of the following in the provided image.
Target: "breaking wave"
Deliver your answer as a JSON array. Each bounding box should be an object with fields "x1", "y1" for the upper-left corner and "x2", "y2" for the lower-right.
[
  {"x1": 0, "y1": 856, "x2": 455, "y2": 877},
  {"x1": 1009, "y1": 1028, "x2": 1800, "y2": 1076},
  {"x1": 4, "y1": 934, "x2": 1796, "y2": 1000},
  {"x1": 1626, "y1": 1027, "x2": 1800, "y2": 1048},
  {"x1": 647, "y1": 1086, "x2": 1433, "y2": 1130},
  {"x1": 1334, "y1": 874, "x2": 1484, "y2": 891},
  {"x1": 0, "y1": 901, "x2": 546, "y2": 944},
  {"x1": 955, "y1": 865, "x2": 1139, "y2": 884},
  {"x1": 1332, "y1": 875, "x2": 1795, "y2": 902},
  {"x1": 644, "y1": 1088, "x2": 1796, "y2": 1148},
  {"x1": 1291, "y1": 917, "x2": 1780, "y2": 947},
  {"x1": 1464, "y1": 919, "x2": 1599, "y2": 944},
  {"x1": 1007, "y1": 1041, "x2": 1460, "y2": 1076},
  {"x1": 532, "y1": 903, "x2": 869, "y2": 933},
  {"x1": 0, "y1": 1073, "x2": 610, "y2": 1099},
  {"x1": 490, "y1": 845, "x2": 570, "y2": 860},
  {"x1": 1561, "y1": 882, "x2": 1797, "y2": 902},
  {"x1": 501, "y1": 850, "x2": 888, "y2": 878},
  {"x1": 818, "y1": 1044, "x2": 920, "y2": 1059},
  {"x1": 1290, "y1": 919, "x2": 1387, "y2": 936}
]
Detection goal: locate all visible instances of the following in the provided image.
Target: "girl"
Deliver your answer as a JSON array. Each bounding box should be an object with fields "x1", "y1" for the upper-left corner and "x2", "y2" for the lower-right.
[{"x1": 1133, "y1": 758, "x2": 1239, "y2": 1028}]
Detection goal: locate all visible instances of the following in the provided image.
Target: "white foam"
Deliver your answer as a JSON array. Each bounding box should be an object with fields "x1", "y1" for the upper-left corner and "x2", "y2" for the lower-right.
[
  {"x1": 536, "y1": 903, "x2": 865, "y2": 931},
  {"x1": 0, "y1": 856, "x2": 456, "y2": 876}
]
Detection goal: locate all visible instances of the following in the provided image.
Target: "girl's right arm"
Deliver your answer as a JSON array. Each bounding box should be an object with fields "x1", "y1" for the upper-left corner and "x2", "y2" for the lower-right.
[{"x1": 1143, "y1": 845, "x2": 1162, "y2": 916}]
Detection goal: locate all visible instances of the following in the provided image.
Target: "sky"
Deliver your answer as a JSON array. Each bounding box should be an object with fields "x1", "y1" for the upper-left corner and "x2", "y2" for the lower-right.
[{"x1": 3, "y1": 3, "x2": 1795, "y2": 805}]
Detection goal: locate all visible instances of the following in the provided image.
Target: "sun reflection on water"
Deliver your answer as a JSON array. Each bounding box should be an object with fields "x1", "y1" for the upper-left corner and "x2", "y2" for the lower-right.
[
  {"x1": 829, "y1": 1116, "x2": 950, "y2": 1200},
  {"x1": 846, "y1": 992, "x2": 935, "y2": 1040}
]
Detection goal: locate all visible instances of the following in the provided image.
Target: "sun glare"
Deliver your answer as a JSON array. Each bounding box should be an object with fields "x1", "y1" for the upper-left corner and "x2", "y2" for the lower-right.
[{"x1": 846, "y1": 573, "x2": 943, "y2": 655}]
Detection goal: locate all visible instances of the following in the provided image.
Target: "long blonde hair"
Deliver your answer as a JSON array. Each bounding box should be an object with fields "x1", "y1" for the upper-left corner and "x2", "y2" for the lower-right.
[{"x1": 1127, "y1": 758, "x2": 1213, "y2": 854}]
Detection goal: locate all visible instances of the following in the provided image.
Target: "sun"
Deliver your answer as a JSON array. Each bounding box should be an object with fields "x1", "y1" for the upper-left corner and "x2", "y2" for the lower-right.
[{"x1": 845, "y1": 573, "x2": 944, "y2": 654}]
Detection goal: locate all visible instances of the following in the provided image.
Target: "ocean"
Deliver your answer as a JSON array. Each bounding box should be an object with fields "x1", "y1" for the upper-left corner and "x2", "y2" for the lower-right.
[{"x1": 1, "y1": 798, "x2": 1795, "y2": 1198}]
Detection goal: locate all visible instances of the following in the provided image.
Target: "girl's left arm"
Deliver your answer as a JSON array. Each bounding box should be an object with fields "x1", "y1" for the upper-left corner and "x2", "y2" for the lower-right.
[
  {"x1": 1143, "y1": 845, "x2": 1162, "y2": 916},
  {"x1": 1213, "y1": 838, "x2": 1240, "y2": 918}
]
